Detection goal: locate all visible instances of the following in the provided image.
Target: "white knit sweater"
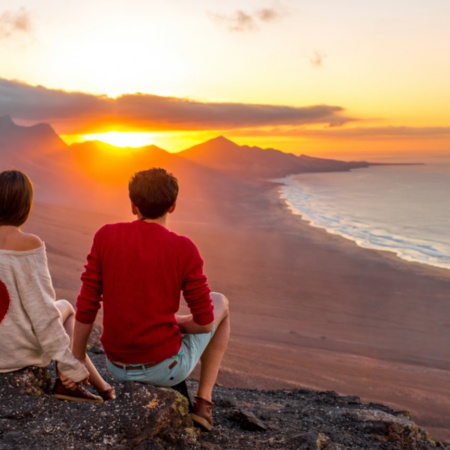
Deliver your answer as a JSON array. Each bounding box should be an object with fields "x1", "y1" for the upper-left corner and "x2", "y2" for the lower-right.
[{"x1": 0, "y1": 244, "x2": 88, "y2": 382}]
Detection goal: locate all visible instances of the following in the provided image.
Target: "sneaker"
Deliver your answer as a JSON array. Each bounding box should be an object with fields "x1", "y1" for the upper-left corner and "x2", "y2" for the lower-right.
[
  {"x1": 191, "y1": 396, "x2": 213, "y2": 431},
  {"x1": 52, "y1": 379, "x2": 103, "y2": 403},
  {"x1": 98, "y1": 386, "x2": 116, "y2": 401}
]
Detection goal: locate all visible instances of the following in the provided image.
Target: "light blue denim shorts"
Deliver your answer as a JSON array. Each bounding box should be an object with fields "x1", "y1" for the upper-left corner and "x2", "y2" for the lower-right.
[{"x1": 106, "y1": 327, "x2": 215, "y2": 387}]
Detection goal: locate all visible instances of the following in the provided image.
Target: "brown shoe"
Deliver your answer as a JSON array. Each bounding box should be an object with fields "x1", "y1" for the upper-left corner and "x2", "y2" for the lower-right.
[
  {"x1": 191, "y1": 396, "x2": 213, "y2": 431},
  {"x1": 52, "y1": 379, "x2": 103, "y2": 404},
  {"x1": 98, "y1": 386, "x2": 116, "y2": 401}
]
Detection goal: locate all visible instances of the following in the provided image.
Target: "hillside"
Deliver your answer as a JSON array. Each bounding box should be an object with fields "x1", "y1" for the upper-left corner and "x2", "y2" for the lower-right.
[
  {"x1": 0, "y1": 117, "x2": 373, "y2": 212},
  {"x1": 2, "y1": 117, "x2": 450, "y2": 443},
  {"x1": 179, "y1": 135, "x2": 370, "y2": 178},
  {"x1": 0, "y1": 116, "x2": 377, "y2": 217}
]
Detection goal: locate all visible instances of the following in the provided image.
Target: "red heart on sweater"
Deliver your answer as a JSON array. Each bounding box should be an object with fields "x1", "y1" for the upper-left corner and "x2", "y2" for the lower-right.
[{"x1": 0, "y1": 280, "x2": 11, "y2": 324}]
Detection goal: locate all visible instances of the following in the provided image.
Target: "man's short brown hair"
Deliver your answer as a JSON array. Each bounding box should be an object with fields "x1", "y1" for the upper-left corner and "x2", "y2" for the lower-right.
[
  {"x1": 129, "y1": 168, "x2": 179, "y2": 219},
  {"x1": 0, "y1": 170, "x2": 34, "y2": 226}
]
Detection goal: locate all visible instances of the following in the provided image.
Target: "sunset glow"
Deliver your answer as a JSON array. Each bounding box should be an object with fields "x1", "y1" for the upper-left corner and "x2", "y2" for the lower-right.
[
  {"x1": 64, "y1": 132, "x2": 156, "y2": 149},
  {"x1": 0, "y1": 0, "x2": 449, "y2": 160}
]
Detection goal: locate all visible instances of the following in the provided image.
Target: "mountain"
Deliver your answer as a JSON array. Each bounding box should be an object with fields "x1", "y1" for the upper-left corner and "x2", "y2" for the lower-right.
[
  {"x1": 0, "y1": 119, "x2": 257, "y2": 217},
  {"x1": 0, "y1": 115, "x2": 67, "y2": 156},
  {"x1": 179, "y1": 135, "x2": 370, "y2": 179},
  {"x1": 0, "y1": 117, "x2": 373, "y2": 214},
  {"x1": 69, "y1": 140, "x2": 175, "y2": 184},
  {"x1": 0, "y1": 116, "x2": 83, "y2": 205}
]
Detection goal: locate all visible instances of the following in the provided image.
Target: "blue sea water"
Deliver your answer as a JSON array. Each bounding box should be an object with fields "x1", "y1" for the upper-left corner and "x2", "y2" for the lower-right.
[{"x1": 278, "y1": 161, "x2": 450, "y2": 270}]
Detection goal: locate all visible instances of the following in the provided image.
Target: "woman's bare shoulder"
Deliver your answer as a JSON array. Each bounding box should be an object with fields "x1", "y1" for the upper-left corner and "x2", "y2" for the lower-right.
[
  {"x1": 17, "y1": 232, "x2": 43, "y2": 251},
  {"x1": 1, "y1": 230, "x2": 43, "y2": 251}
]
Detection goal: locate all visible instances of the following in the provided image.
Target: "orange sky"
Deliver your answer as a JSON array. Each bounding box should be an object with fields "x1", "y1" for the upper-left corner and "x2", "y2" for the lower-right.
[{"x1": 0, "y1": 1, "x2": 449, "y2": 161}]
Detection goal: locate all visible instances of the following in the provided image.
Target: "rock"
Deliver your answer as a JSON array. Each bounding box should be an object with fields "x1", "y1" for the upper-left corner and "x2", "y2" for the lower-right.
[
  {"x1": 288, "y1": 431, "x2": 330, "y2": 450},
  {"x1": 229, "y1": 408, "x2": 267, "y2": 431},
  {"x1": 111, "y1": 381, "x2": 197, "y2": 448},
  {"x1": 3, "y1": 366, "x2": 52, "y2": 396},
  {"x1": 1, "y1": 352, "x2": 449, "y2": 450},
  {"x1": 0, "y1": 367, "x2": 198, "y2": 449}
]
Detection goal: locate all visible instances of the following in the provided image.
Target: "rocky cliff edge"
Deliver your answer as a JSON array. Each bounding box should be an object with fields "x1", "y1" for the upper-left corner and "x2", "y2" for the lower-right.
[{"x1": 1, "y1": 347, "x2": 448, "y2": 450}]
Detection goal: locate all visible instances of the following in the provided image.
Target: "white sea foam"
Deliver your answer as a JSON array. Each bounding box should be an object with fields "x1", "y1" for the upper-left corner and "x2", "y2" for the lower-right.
[{"x1": 278, "y1": 163, "x2": 450, "y2": 270}]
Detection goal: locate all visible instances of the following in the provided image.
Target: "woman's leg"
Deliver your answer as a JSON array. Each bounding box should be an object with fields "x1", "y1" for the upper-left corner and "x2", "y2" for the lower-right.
[{"x1": 55, "y1": 300, "x2": 110, "y2": 393}]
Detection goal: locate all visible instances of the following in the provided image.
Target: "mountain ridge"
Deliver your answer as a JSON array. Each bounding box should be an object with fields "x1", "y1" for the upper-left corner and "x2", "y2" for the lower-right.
[
  {"x1": 0, "y1": 117, "x2": 372, "y2": 211},
  {"x1": 0, "y1": 116, "x2": 371, "y2": 172},
  {"x1": 178, "y1": 134, "x2": 370, "y2": 178}
]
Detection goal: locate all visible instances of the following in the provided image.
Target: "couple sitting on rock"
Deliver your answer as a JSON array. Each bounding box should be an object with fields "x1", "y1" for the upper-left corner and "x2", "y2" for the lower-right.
[{"x1": 0, "y1": 168, "x2": 230, "y2": 431}]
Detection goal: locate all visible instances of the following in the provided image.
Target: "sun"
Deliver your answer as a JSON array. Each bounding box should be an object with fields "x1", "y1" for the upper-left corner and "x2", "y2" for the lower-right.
[{"x1": 72, "y1": 131, "x2": 157, "y2": 148}]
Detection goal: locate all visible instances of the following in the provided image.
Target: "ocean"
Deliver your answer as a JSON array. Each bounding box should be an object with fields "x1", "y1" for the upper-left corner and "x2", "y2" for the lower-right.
[{"x1": 278, "y1": 160, "x2": 450, "y2": 271}]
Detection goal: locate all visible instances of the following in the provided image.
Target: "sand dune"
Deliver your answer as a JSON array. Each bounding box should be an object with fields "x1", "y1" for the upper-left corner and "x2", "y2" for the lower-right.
[{"x1": 25, "y1": 181, "x2": 450, "y2": 442}]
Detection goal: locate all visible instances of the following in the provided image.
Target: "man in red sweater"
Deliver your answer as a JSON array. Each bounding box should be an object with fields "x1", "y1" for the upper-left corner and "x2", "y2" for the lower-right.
[{"x1": 72, "y1": 168, "x2": 230, "y2": 431}]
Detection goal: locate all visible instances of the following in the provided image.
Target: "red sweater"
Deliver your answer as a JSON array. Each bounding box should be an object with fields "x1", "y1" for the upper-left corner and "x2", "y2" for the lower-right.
[{"x1": 76, "y1": 221, "x2": 214, "y2": 363}]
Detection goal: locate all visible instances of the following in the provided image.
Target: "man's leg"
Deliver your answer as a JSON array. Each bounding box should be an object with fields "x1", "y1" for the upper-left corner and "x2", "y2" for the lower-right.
[{"x1": 196, "y1": 292, "x2": 230, "y2": 402}]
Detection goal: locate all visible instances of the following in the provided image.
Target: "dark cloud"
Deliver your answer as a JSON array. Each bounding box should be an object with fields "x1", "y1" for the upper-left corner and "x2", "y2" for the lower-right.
[
  {"x1": 0, "y1": 8, "x2": 33, "y2": 40},
  {"x1": 0, "y1": 78, "x2": 353, "y2": 134},
  {"x1": 209, "y1": 6, "x2": 282, "y2": 32},
  {"x1": 310, "y1": 51, "x2": 325, "y2": 68}
]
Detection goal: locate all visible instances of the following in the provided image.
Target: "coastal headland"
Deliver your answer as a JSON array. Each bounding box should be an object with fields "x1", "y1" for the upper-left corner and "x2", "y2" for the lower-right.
[
  {"x1": 3, "y1": 117, "x2": 450, "y2": 441},
  {"x1": 26, "y1": 178, "x2": 450, "y2": 442}
]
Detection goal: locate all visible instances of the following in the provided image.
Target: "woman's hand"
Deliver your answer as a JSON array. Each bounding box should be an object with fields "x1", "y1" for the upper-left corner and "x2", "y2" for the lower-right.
[{"x1": 60, "y1": 375, "x2": 90, "y2": 390}]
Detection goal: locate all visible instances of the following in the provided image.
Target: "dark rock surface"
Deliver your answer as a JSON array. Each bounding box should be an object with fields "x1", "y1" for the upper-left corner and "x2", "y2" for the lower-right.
[{"x1": 1, "y1": 349, "x2": 449, "y2": 450}]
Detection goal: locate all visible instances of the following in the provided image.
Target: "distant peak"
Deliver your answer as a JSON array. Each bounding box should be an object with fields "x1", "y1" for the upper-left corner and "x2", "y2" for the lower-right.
[
  {"x1": 210, "y1": 135, "x2": 235, "y2": 144},
  {"x1": 144, "y1": 144, "x2": 169, "y2": 153},
  {"x1": 0, "y1": 116, "x2": 57, "y2": 136},
  {"x1": 29, "y1": 122, "x2": 56, "y2": 133},
  {"x1": 0, "y1": 115, "x2": 15, "y2": 126}
]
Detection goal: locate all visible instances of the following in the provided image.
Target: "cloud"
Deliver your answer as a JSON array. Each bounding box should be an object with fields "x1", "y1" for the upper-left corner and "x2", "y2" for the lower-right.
[
  {"x1": 209, "y1": 10, "x2": 256, "y2": 32},
  {"x1": 0, "y1": 8, "x2": 33, "y2": 40},
  {"x1": 300, "y1": 126, "x2": 450, "y2": 139},
  {"x1": 209, "y1": 6, "x2": 283, "y2": 32},
  {"x1": 256, "y1": 8, "x2": 281, "y2": 22},
  {"x1": 310, "y1": 51, "x2": 325, "y2": 68},
  {"x1": 232, "y1": 125, "x2": 450, "y2": 140},
  {"x1": 0, "y1": 78, "x2": 354, "y2": 134}
]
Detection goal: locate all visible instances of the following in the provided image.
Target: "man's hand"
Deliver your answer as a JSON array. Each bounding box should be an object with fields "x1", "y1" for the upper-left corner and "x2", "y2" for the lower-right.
[{"x1": 176, "y1": 314, "x2": 213, "y2": 334}]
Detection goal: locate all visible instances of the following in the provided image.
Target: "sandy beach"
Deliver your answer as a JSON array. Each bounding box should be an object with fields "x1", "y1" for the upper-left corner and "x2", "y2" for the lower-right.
[{"x1": 25, "y1": 180, "x2": 450, "y2": 442}]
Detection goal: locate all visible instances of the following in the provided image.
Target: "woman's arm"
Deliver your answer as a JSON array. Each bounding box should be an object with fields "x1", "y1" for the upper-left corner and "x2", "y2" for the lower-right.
[{"x1": 17, "y1": 248, "x2": 88, "y2": 382}]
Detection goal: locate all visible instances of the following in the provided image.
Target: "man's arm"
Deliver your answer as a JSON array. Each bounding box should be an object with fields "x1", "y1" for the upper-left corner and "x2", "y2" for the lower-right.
[
  {"x1": 181, "y1": 239, "x2": 215, "y2": 328},
  {"x1": 73, "y1": 232, "x2": 103, "y2": 361},
  {"x1": 176, "y1": 314, "x2": 213, "y2": 334},
  {"x1": 72, "y1": 320, "x2": 94, "y2": 361}
]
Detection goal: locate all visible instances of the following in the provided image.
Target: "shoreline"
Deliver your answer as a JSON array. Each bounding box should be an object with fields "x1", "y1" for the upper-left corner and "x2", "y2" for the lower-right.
[
  {"x1": 274, "y1": 180, "x2": 450, "y2": 283},
  {"x1": 26, "y1": 181, "x2": 450, "y2": 441},
  {"x1": 277, "y1": 169, "x2": 450, "y2": 274},
  {"x1": 195, "y1": 180, "x2": 450, "y2": 440},
  {"x1": 286, "y1": 203, "x2": 450, "y2": 273}
]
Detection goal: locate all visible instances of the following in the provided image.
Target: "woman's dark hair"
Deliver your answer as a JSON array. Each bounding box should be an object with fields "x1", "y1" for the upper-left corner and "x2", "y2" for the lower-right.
[
  {"x1": 0, "y1": 170, "x2": 34, "y2": 226},
  {"x1": 129, "y1": 168, "x2": 179, "y2": 219}
]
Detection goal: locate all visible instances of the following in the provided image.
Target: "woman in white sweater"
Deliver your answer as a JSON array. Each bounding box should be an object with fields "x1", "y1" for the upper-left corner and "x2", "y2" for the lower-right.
[{"x1": 0, "y1": 170, "x2": 115, "y2": 402}]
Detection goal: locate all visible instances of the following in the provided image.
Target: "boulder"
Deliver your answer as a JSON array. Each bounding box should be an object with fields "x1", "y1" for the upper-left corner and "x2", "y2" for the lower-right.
[
  {"x1": 0, "y1": 367, "x2": 199, "y2": 449},
  {"x1": 1, "y1": 357, "x2": 449, "y2": 449}
]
